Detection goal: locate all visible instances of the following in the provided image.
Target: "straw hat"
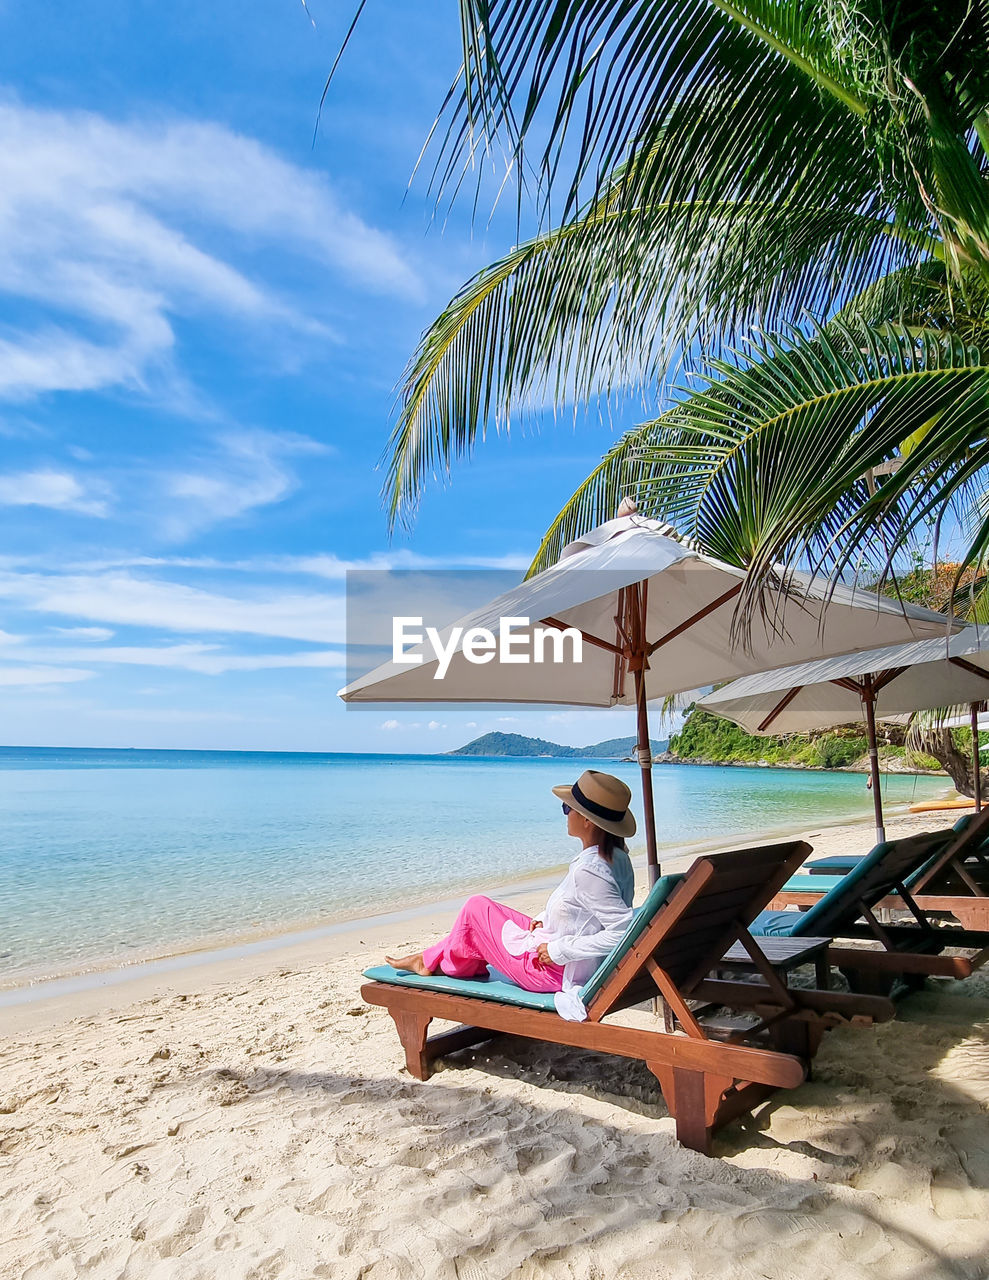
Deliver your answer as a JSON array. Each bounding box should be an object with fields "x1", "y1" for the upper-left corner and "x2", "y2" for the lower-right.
[{"x1": 552, "y1": 770, "x2": 636, "y2": 838}]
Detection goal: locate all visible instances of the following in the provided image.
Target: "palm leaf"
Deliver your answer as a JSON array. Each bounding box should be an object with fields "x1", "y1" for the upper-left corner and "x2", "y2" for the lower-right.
[
  {"x1": 438, "y1": 2, "x2": 989, "y2": 261},
  {"x1": 631, "y1": 319, "x2": 989, "y2": 630},
  {"x1": 439, "y1": 1, "x2": 867, "y2": 216},
  {"x1": 528, "y1": 319, "x2": 989, "y2": 633},
  {"x1": 385, "y1": 182, "x2": 926, "y2": 526}
]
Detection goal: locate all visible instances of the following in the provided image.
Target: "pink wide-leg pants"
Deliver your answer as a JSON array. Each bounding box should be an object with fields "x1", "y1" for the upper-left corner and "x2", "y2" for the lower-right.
[{"x1": 422, "y1": 894, "x2": 565, "y2": 993}]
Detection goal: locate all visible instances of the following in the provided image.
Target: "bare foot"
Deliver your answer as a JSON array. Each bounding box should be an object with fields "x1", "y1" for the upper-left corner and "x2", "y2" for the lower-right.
[{"x1": 385, "y1": 951, "x2": 433, "y2": 976}]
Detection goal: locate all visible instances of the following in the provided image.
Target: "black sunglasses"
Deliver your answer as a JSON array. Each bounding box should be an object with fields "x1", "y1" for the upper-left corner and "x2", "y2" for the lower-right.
[{"x1": 561, "y1": 802, "x2": 572, "y2": 815}]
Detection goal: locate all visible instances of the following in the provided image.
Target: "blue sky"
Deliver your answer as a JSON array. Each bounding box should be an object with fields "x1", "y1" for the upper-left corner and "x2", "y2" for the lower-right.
[{"x1": 0, "y1": 0, "x2": 656, "y2": 752}]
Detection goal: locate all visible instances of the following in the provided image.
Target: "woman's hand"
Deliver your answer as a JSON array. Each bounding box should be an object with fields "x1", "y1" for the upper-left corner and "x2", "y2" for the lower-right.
[
  {"x1": 534, "y1": 942, "x2": 553, "y2": 968},
  {"x1": 528, "y1": 918, "x2": 543, "y2": 932}
]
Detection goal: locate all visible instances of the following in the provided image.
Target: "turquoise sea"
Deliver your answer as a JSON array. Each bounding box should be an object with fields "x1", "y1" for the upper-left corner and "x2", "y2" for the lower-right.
[{"x1": 0, "y1": 746, "x2": 946, "y2": 988}]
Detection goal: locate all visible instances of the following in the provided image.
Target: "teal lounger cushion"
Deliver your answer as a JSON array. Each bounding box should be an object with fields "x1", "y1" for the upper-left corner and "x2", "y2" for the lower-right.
[
  {"x1": 805, "y1": 816, "x2": 980, "y2": 879},
  {"x1": 780, "y1": 853, "x2": 949, "y2": 900},
  {"x1": 750, "y1": 909, "x2": 801, "y2": 938},
  {"x1": 579, "y1": 873, "x2": 683, "y2": 1006},
  {"x1": 753, "y1": 838, "x2": 899, "y2": 937},
  {"x1": 806, "y1": 855, "x2": 861, "y2": 875},
  {"x1": 363, "y1": 873, "x2": 685, "y2": 1012},
  {"x1": 362, "y1": 965, "x2": 560, "y2": 1011},
  {"x1": 775, "y1": 874, "x2": 855, "y2": 895}
]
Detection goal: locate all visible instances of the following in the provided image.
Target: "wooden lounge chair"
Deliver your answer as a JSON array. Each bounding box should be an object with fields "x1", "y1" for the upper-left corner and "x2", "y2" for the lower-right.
[
  {"x1": 362, "y1": 841, "x2": 893, "y2": 1156},
  {"x1": 754, "y1": 832, "x2": 989, "y2": 991},
  {"x1": 776, "y1": 811, "x2": 989, "y2": 933},
  {"x1": 807, "y1": 807, "x2": 989, "y2": 876}
]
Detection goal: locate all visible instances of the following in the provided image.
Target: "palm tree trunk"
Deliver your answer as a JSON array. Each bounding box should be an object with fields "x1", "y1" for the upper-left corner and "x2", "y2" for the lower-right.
[{"x1": 914, "y1": 729, "x2": 983, "y2": 797}]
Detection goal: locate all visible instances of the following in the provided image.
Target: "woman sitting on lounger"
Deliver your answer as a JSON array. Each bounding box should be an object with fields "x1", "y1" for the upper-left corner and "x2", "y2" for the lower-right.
[{"x1": 386, "y1": 770, "x2": 636, "y2": 1020}]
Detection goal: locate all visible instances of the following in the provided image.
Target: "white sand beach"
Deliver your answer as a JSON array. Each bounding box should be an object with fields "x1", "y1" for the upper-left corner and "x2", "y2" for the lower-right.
[{"x1": 3, "y1": 810, "x2": 989, "y2": 1280}]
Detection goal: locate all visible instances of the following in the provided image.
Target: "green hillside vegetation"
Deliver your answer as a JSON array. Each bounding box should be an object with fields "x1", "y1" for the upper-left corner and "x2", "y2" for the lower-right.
[
  {"x1": 669, "y1": 710, "x2": 941, "y2": 771},
  {"x1": 449, "y1": 732, "x2": 667, "y2": 758},
  {"x1": 669, "y1": 710, "x2": 866, "y2": 767}
]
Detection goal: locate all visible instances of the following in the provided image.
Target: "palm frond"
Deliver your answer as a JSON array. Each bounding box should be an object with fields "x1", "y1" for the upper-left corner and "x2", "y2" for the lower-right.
[
  {"x1": 622, "y1": 318, "x2": 989, "y2": 630},
  {"x1": 433, "y1": 2, "x2": 989, "y2": 290},
  {"x1": 439, "y1": 1, "x2": 867, "y2": 216},
  {"x1": 385, "y1": 184, "x2": 925, "y2": 526}
]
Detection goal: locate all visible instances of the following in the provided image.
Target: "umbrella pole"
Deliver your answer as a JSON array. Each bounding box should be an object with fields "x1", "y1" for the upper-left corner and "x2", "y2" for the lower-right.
[
  {"x1": 971, "y1": 703, "x2": 982, "y2": 813},
  {"x1": 861, "y1": 677, "x2": 885, "y2": 844},
  {"x1": 633, "y1": 662, "x2": 660, "y2": 886}
]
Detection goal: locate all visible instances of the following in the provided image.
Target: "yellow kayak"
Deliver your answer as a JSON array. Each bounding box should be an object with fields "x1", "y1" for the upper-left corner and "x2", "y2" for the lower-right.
[{"x1": 908, "y1": 797, "x2": 975, "y2": 813}]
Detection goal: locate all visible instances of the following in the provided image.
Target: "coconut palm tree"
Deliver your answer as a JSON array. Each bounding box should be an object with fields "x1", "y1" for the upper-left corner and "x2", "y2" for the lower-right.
[{"x1": 381, "y1": 1, "x2": 989, "y2": 616}]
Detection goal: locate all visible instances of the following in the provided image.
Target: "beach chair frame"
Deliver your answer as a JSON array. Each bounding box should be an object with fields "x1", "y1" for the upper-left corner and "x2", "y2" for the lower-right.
[
  {"x1": 802, "y1": 810, "x2": 989, "y2": 927},
  {"x1": 902, "y1": 807, "x2": 989, "y2": 928},
  {"x1": 764, "y1": 829, "x2": 989, "y2": 988},
  {"x1": 363, "y1": 842, "x2": 892, "y2": 1155}
]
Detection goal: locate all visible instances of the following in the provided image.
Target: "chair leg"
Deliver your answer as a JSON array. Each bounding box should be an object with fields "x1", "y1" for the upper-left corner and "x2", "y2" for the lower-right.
[
  {"x1": 648, "y1": 1062, "x2": 732, "y2": 1156},
  {"x1": 671, "y1": 1068, "x2": 714, "y2": 1155},
  {"x1": 769, "y1": 1016, "x2": 823, "y2": 1065},
  {"x1": 390, "y1": 1010, "x2": 433, "y2": 1080},
  {"x1": 839, "y1": 966, "x2": 895, "y2": 997}
]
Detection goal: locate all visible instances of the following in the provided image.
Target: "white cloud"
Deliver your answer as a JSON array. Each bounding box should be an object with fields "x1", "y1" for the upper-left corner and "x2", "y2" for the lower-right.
[
  {"x1": 427, "y1": 720, "x2": 447, "y2": 730},
  {"x1": 0, "y1": 568, "x2": 345, "y2": 643},
  {"x1": 49, "y1": 626, "x2": 114, "y2": 640},
  {"x1": 0, "y1": 547, "x2": 532, "y2": 576},
  {"x1": 157, "y1": 430, "x2": 329, "y2": 540},
  {"x1": 0, "y1": 665, "x2": 93, "y2": 686},
  {"x1": 283, "y1": 550, "x2": 531, "y2": 578},
  {"x1": 380, "y1": 719, "x2": 401, "y2": 730},
  {"x1": 0, "y1": 469, "x2": 109, "y2": 516},
  {"x1": 17, "y1": 641, "x2": 345, "y2": 676},
  {"x1": 0, "y1": 100, "x2": 421, "y2": 402}
]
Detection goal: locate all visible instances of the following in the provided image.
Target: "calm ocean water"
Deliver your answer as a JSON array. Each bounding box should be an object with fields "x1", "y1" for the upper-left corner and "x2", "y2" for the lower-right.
[{"x1": 0, "y1": 746, "x2": 945, "y2": 987}]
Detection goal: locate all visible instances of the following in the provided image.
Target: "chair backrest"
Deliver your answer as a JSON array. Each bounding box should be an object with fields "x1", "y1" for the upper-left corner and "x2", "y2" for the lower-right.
[
  {"x1": 588, "y1": 840, "x2": 810, "y2": 1017},
  {"x1": 579, "y1": 873, "x2": 684, "y2": 1008},
  {"x1": 908, "y1": 805, "x2": 989, "y2": 893},
  {"x1": 788, "y1": 830, "x2": 951, "y2": 936}
]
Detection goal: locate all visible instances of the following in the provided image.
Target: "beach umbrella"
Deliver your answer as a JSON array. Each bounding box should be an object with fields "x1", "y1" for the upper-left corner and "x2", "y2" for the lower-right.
[
  {"x1": 340, "y1": 514, "x2": 960, "y2": 880},
  {"x1": 698, "y1": 629, "x2": 989, "y2": 840}
]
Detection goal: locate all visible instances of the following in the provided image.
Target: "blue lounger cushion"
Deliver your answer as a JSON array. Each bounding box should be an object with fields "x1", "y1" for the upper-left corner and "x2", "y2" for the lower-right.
[
  {"x1": 752, "y1": 839, "x2": 899, "y2": 937},
  {"x1": 363, "y1": 873, "x2": 685, "y2": 1013},
  {"x1": 753, "y1": 833, "x2": 952, "y2": 938},
  {"x1": 580, "y1": 874, "x2": 683, "y2": 1006}
]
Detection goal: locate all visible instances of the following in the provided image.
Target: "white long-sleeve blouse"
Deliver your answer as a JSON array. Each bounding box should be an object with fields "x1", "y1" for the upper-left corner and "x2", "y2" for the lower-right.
[{"x1": 540, "y1": 846, "x2": 634, "y2": 1020}]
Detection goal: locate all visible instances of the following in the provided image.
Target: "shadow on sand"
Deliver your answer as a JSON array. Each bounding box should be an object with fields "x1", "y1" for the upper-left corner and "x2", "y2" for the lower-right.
[{"x1": 218, "y1": 974, "x2": 989, "y2": 1280}]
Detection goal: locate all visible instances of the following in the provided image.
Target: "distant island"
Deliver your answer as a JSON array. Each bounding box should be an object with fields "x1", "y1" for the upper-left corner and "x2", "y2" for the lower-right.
[{"x1": 448, "y1": 732, "x2": 668, "y2": 758}]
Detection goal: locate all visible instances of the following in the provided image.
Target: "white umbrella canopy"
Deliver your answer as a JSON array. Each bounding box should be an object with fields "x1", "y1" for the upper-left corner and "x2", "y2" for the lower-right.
[
  {"x1": 341, "y1": 517, "x2": 958, "y2": 706},
  {"x1": 340, "y1": 515, "x2": 962, "y2": 874},
  {"x1": 699, "y1": 627, "x2": 989, "y2": 838},
  {"x1": 698, "y1": 629, "x2": 989, "y2": 734}
]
